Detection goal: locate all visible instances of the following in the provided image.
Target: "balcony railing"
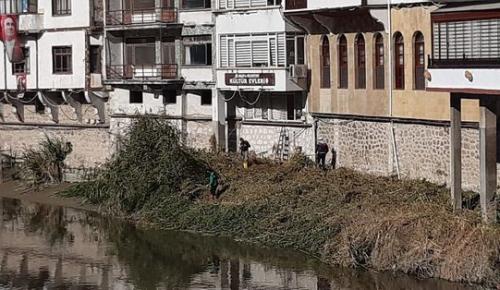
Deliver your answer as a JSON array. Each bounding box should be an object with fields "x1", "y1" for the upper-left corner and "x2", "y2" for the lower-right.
[
  {"x1": 106, "y1": 64, "x2": 178, "y2": 81},
  {"x1": 428, "y1": 56, "x2": 500, "y2": 69},
  {"x1": 106, "y1": 8, "x2": 177, "y2": 26},
  {"x1": 285, "y1": 0, "x2": 306, "y2": 10}
]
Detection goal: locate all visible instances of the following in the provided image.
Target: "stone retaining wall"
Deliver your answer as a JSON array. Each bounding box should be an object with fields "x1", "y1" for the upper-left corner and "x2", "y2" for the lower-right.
[
  {"x1": 317, "y1": 118, "x2": 487, "y2": 191},
  {"x1": 239, "y1": 123, "x2": 315, "y2": 158}
]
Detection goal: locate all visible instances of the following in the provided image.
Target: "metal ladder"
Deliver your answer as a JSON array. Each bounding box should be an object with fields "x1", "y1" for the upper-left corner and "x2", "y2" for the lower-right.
[{"x1": 275, "y1": 127, "x2": 290, "y2": 162}]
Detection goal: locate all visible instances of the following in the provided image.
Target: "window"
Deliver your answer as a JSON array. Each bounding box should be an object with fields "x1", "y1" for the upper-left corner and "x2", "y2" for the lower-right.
[
  {"x1": 338, "y1": 35, "x2": 348, "y2": 89},
  {"x1": 126, "y1": 38, "x2": 155, "y2": 65},
  {"x1": 394, "y1": 32, "x2": 404, "y2": 90},
  {"x1": 182, "y1": 0, "x2": 210, "y2": 9},
  {"x1": 130, "y1": 91, "x2": 143, "y2": 104},
  {"x1": 218, "y1": 0, "x2": 281, "y2": 9},
  {"x1": 52, "y1": 0, "x2": 71, "y2": 15},
  {"x1": 296, "y1": 36, "x2": 305, "y2": 65},
  {"x1": 220, "y1": 33, "x2": 286, "y2": 68},
  {"x1": 125, "y1": 0, "x2": 155, "y2": 10},
  {"x1": 52, "y1": 46, "x2": 72, "y2": 74},
  {"x1": 286, "y1": 35, "x2": 305, "y2": 66},
  {"x1": 89, "y1": 46, "x2": 101, "y2": 74},
  {"x1": 286, "y1": 0, "x2": 306, "y2": 9},
  {"x1": 163, "y1": 90, "x2": 177, "y2": 104},
  {"x1": 355, "y1": 34, "x2": 366, "y2": 89},
  {"x1": 201, "y1": 90, "x2": 212, "y2": 105},
  {"x1": 0, "y1": 0, "x2": 37, "y2": 13},
  {"x1": 184, "y1": 36, "x2": 211, "y2": 66},
  {"x1": 414, "y1": 32, "x2": 425, "y2": 90},
  {"x1": 12, "y1": 47, "x2": 29, "y2": 74},
  {"x1": 320, "y1": 36, "x2": 330, "y2": 88},
  {"x1": 374, "y1": 33, "x2": 384, "y2": 89}
]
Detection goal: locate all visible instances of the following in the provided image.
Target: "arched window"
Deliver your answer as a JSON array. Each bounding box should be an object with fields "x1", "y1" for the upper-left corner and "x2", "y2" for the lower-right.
[
  {"x1": 414, "y1": 32, "x2": 425, "y2": 90},
  {"x1": 394, "y1": 32, "x2": 405, "y2": 90},
  {"x1": 374, "y1": 33, "x2": 384, "y2": 89},
  {"x1": 320, "y1": 36, "x2": 330, "y2": 88},
  {"x1": 355, "y1": 34, "x2": 366, "y2": 89},
  {"x1": 338, "y1": 35, "x2": 348, "y2": 89}
]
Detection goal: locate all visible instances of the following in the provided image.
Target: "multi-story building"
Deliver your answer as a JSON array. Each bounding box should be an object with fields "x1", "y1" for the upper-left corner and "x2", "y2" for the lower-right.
[
  {"x1": 214, "y1": 0, "x2": 312, "y2": 158},
  {"x1": 426, "y1": 1, "x2": 500, "y2": 221},
  {"x1": 0, "y1": 0, "x2": 111, "y2": 174},
  {"x1": 104, "y1": 0, "x2": 221, "y2": 150},
  {"x1": 283, "y1": 0, "x2": 493, "y2": 190}
]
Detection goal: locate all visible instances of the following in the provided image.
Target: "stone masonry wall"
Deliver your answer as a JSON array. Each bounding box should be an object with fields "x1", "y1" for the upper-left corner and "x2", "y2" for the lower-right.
[
  {"x1": 110, "y1": 116, "x2": 214, "y2": 151},
  {"x1": 318, "y1": 118, "x2": 485, "y2": 192},
  {"x1": 0, "y1": 125, "x2": 111, "y2": 169},
  {"x1": 239, "y1": 123, "x2": 315, "y2": 158}
]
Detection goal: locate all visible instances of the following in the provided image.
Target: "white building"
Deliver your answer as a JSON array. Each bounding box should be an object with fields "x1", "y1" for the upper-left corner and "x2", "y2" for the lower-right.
[
  {"x1": 0, "y1": 0, "x2": 111, "y2": 173},
  {"x1": 104, "y1": 0, "x2": 222, "y2": 150},
  {"x1": 214, "y1": 0, "x2": 312, "y2": 158},
  {"x1": 0, "y1": 0, "x2": 107, "y2": 123}
]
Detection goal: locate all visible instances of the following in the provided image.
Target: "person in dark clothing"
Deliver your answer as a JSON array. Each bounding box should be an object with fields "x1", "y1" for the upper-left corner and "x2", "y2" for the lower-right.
[
  {"x1": 331, "y1": 146, "x2": 337, "y2": 169},
  {"x1": 239, "y1": 138, "x2": 251, "y2": 168},
  {"x1": 316, "y1": 139, "x2": 329, "y2": 169}
]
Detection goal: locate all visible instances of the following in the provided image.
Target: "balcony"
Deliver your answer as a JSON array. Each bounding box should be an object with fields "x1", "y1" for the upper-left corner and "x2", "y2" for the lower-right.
[
  {"x1": 105, "y1": 7, "x2": 179, "y2": 30},
  {"x1": 105, "y1": 64, "x2": 180, "y2": 84},
  {"x1": 18, "y1": 13, "x2": 44, "y2": 33}
]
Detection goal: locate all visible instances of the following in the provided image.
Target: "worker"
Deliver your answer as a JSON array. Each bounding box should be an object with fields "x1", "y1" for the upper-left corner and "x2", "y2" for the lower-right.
[
  {"x1": 316, "y1": 139, "x2": 329, "y2": 169},
  {"x1": 331, "y1": 146, "x2": 337, "y2": 169},
  {"x1": 209, "y1": 170, "x2": 218, "y2": 200},
  {"x1": 239, "y1": 138, "x2": 251, "y2": 169}
]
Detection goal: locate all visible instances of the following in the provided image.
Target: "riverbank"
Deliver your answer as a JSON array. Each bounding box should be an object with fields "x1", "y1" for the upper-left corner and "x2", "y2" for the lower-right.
[
  {"x1": 58, "y1": 118, "x2": 500, "y2": 288},
  {"x1": 64, "y1": 157, "x2": 500, "y2": 287},
  {"x1": 0, "y1": 181, "x2": 96, "y2": 212}
]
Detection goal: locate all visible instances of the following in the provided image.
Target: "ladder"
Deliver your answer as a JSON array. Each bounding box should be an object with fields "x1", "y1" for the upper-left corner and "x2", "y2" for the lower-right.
[{"x1": 275, "y1": 127, "x2": 290, "y2": 162}]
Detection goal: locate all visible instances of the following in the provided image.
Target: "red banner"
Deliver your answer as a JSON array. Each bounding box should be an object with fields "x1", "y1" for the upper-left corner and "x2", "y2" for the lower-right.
[{"x1": 0, "y1": 15, "x2": 24, "y2": 63}]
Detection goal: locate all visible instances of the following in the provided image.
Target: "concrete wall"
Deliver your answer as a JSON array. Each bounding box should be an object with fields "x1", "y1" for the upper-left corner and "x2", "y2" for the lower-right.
[{"x1": 317, "y1": 117, "x2": 490, "y2": 191}]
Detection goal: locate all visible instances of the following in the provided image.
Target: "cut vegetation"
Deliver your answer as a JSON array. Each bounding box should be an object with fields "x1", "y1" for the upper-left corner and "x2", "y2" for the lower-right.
[{"x1": 61, "y1": 117, "x2": 500, "y2": 287}]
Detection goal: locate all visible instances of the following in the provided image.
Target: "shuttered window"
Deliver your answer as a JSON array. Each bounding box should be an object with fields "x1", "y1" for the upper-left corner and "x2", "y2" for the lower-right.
[
  {"x1": 252, "y1": 40, "x2": 268, "y2": 67},
  {"x1": 433, "y1": 18, "x2": 500, "y2": 61},
  {"x1": 235, "y1": 41, "x2": 251, "y2": 67},
  {"x1": 219, "y1": 33, "x2": 287, "y2": 68}
]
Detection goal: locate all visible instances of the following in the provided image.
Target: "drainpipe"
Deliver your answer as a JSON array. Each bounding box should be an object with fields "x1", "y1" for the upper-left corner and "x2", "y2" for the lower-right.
[{"x1": 387, "y1": 0, "x2": 400, "y2": 178}]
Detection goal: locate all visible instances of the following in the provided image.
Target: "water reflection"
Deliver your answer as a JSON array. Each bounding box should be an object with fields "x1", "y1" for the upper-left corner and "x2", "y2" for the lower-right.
[{"x1": 0, "y1": 197, "x2": 481, "y2": 290}]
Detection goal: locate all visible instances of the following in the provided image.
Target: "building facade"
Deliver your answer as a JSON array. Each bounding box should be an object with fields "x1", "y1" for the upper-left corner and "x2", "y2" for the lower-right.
[
  {"x1": 283, "y1": 0, "x2": 500, "y2": 193},
  {"x1": 0, "y1": 0, "x2": 111, "y2": 176},
  {"x1": 104, "y1": 0, "x2": 221, "y2": 150},
  {"x1": 214, "y1": 0, "x2": 313, "y2": 159}
]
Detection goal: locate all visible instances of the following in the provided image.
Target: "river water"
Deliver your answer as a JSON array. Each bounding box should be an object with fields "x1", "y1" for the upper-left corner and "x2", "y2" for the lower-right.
[{"x1": 0, "y1": 197, "x2": 481, "y2": 290}]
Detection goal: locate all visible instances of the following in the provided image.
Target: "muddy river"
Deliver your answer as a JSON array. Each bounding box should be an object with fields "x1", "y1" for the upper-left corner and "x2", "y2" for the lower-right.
[{"x1": 0, "y1": 197, "x2": 481, "y2": 290}]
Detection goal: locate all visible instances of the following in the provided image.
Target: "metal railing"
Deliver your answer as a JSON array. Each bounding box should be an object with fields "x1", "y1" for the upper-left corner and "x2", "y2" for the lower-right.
[
  {"x1": 106, "y1": 7, "x2": 177, "y2": 26},
  {"x1": 106, "y1": 64, "x2": 178, "y2": 81}
]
